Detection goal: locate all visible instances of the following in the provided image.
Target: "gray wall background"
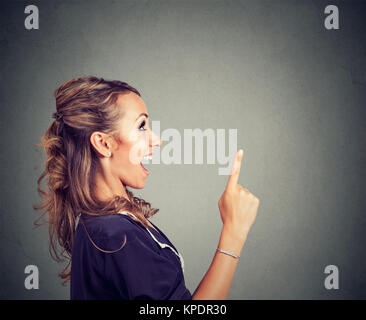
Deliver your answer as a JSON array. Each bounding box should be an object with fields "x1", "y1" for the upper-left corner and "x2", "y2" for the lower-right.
[{"x1": 0, "y1": 0, "x2": 365, "y2": 299}]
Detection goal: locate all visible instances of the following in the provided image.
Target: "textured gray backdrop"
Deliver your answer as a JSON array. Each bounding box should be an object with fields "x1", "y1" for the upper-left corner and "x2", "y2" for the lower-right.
[{"x1": 0, "y1": 0, "x2": 365, "y2": 299}]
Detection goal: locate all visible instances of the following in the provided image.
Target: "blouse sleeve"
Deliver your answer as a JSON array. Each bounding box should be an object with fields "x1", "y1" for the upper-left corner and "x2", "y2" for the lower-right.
[{"x1": 103, "y1": 231, "x2": 185, "y2": 300}]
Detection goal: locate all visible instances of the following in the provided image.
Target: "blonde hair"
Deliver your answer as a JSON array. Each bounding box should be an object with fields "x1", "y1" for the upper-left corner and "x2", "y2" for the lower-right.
[{"x1": 33, "y1": 76, "x2": 159, "y2": 284}]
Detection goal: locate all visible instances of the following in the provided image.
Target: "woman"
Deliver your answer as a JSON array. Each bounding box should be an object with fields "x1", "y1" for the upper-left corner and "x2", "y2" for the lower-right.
[{"x1": 34, "y1": 76, "x2": 260, "y2": 300}]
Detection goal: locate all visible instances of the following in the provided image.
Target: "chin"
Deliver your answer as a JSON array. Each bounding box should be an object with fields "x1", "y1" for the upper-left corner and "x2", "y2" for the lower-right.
[
  {"x1": 135, "y1": 182, "x2": 146, "y2": 189},
  {"x1": 127, "y1": 180, "x2": 146, "y2": 189}
]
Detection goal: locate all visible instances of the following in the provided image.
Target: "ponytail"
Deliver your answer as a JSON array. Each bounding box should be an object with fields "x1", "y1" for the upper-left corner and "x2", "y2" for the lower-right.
[{"x1": 34, "y1": 76, "x2": 159, "y2": 284}]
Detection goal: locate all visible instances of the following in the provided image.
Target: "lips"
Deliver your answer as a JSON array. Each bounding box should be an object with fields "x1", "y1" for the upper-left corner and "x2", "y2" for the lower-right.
[
  {"x1": 140, "y1": 162, "x2": 149, "y2": 175},
  {"x1": 140, "y1": 153, "x2": 152, "y2": 175}
]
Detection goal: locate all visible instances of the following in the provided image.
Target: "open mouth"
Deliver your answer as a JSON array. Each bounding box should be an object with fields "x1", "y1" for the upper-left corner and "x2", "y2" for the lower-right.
[
  {"x1": 140, "y1": 162, "x2": 149, "y2": 175},
  {"x1": 140, "y1": 154, "x2": 152, "y2": 175}
]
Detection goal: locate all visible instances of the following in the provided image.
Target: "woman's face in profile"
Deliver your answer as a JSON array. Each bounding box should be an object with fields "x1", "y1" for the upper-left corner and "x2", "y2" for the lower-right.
[{"x1": 111, "y1": 92, "x2": 161, "y2": 189}]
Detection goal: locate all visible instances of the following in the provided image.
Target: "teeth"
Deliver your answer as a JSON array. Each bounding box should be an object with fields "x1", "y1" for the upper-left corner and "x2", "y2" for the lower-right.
[{"x1": 143, "y1": 155, "x2": 152, "y2": 160}]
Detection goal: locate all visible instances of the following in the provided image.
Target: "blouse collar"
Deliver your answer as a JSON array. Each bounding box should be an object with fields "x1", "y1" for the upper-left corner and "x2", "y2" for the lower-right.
[{"x1": 117, "y1": 211, "x2": 185, "y2": 273}]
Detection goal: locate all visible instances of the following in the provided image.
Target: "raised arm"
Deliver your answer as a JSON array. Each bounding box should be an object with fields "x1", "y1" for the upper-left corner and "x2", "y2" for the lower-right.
[{"x1": 192, "y1": 149, "x2": 260, "y2": 300}]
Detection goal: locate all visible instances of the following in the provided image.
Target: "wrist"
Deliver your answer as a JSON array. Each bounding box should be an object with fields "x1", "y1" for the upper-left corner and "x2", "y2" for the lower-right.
[
  {"x1": 222, "y1": 224, "x2": 249, "y2": 241},
  {"x1": 218, "y1": 226, "x2": 246, "y2": 257}
]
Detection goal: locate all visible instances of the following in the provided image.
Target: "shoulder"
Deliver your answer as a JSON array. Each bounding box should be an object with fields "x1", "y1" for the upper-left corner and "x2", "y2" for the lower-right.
[{"x1": 78, "y1": 213, "x2": 148, "y2": 251}]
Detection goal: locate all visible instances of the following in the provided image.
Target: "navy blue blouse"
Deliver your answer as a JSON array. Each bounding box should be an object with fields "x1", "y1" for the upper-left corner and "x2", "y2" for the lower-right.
[{"x1": 70, "y1": 212, "x2": 192, "y2": 300}]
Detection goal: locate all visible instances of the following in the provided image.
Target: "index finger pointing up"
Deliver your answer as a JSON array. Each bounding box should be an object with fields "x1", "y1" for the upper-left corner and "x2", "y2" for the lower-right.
[{"x1": 226, "y1": 149, "x2": 243, "y2": 190}]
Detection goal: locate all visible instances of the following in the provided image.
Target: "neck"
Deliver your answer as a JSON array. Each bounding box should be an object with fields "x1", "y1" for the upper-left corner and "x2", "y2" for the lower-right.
[{"x1": 93, "y1": 169, "x2": 129, "y2": 202}]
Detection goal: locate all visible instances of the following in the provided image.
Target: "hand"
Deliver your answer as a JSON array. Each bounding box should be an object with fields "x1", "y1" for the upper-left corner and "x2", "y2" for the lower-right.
[{"x1": 218, "y1": 149, "x2": 260, "y2": 240}]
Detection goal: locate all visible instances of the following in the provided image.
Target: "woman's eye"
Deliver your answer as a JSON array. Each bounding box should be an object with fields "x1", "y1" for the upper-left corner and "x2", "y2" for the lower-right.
[{"x1": 139, "y1": 120, "x2": 147, "y2": 131}]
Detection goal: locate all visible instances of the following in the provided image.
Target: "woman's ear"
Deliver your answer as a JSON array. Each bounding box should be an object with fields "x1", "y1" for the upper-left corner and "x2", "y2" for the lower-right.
[{"x1": 90, "y1": 132, "x2": 113, "y2": 157}]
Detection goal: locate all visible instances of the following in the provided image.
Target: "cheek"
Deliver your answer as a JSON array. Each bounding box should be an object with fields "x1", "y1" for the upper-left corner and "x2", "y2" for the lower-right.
[{"x1": 127, "y1": 135, "x2": 149, "y2": 165}]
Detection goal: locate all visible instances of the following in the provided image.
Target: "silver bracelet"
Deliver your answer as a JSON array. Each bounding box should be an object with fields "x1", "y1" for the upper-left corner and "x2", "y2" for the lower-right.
[{"x1": 217, "y1": 248, "x2": 240, "y2": 259}]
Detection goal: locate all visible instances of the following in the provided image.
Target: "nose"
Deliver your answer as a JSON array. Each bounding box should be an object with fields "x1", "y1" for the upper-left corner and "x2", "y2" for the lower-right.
[{"x1": 150, "y1": 130, "x2": 162, "y2": 149}]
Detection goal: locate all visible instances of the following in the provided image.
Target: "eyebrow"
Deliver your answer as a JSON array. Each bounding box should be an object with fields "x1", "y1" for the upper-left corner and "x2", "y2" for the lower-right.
[{"x1": 135, "y1": 113, "x2": 149, "y2": 122}]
